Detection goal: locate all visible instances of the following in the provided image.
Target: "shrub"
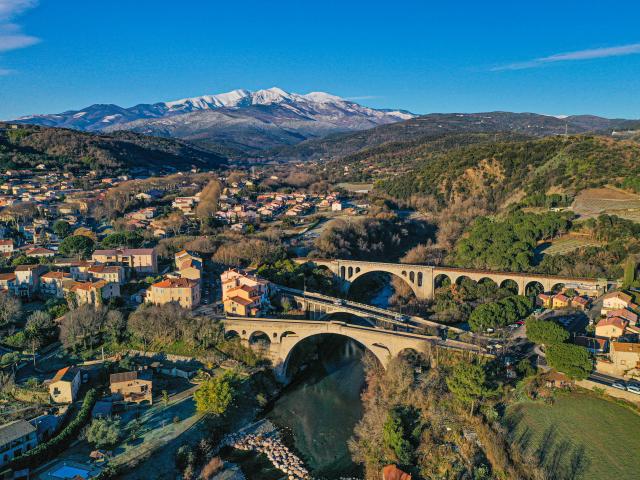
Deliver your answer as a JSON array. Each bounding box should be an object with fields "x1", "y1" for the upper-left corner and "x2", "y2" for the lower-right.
[
  {"x1": 12, "y1": 389, "x2": 98, "y2": 469},
  {"x1": 546, "y1": 343, "x2": 592, "y2": 380},
  {"x1": 526, "y1": 318, "x2": 569, "y2": 345}
]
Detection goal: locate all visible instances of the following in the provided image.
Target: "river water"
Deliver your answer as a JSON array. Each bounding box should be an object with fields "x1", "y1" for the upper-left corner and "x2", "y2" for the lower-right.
[{"x1": 266, "y1": 336, "x2": 366, "y2": 479}]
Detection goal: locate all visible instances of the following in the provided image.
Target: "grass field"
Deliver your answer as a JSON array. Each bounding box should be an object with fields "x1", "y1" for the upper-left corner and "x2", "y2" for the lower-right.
[
  {"x1": 505, "y1": 392, "x2": 640, "y2": 480},
  {"x1": 538, "y1": 235, "x2": 602, "y2": 256},
  {"x1": 336, "y1": 182, "x2": 374, "y2": 192}
]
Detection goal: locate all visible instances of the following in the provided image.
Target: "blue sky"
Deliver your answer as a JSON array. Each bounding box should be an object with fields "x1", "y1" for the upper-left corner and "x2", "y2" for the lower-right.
[{"x1": 1, "y1": 0, "x2": 639, "y2": 119}]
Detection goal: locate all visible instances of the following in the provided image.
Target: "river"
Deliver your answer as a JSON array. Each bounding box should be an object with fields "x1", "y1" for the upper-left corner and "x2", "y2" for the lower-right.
[{"x1": 265, "y1": 335, "x2": 367, "y2": 479}]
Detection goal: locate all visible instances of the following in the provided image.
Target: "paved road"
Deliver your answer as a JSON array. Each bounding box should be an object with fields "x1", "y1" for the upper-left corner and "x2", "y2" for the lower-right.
[{"x1": 588, "y1": 371, "x2": 625, "y2": 386}]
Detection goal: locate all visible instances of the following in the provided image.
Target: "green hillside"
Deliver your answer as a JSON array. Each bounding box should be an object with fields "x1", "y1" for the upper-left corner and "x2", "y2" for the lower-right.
[
  {"x1": 0, "y1": 123, "x2": 226, "y2": 174},
  {"x1": 321, "y1": 134, "x2": 640, "y2": 208}
]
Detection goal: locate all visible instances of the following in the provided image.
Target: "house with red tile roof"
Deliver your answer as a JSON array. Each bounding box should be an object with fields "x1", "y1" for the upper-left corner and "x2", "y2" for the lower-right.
[
  {"x1": 610, "y1": 342, "x2": 640, "y2": 373},
  {"x1": 552, "y1": 293, "x2": 571, "y2": 309},
  {"x1": 65, "y1": 280, "x2": 120, "y2": 306},
  {"x1": 601, "y1": 291, "x2": 634, "y2": 315},
  {"x1": 0, "y1": 272, "x2": 16, "y2": 292},
  {"x1": 146, "y1": 277, "x2": 200, "y2": 309},
  {"x1": 595, "y1": 316, "x2": 629, "y2": 339},
  {"x1": 606, "y1": 308, "x2": 638, "y2": 324},
  {"x1": 48, "y1": 366, "x2": 81, "y2": 403},
  {"x1": 383, "y1": 465, "x2": 412, "y2": 480},
  {"x1": 25, "y1": 247, "x2": 55, "y2": 258},
  {"x1": 40, "y1": 270, "x2": 72, "y2": 297},
  {"x1": 0, "y1": 239, "x2": 14, "y2": 254},
  {"x1": 92, "y1": 247, "x2": 157, "y2": 274}
]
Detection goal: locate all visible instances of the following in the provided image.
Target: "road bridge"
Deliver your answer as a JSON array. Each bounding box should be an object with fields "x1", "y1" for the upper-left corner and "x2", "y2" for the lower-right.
[
  {"x1": 223, "y1": 317, "x2": 484, "y2": 381},
  {"x1": 298, "y1": 259, "x2": 608, "y2": 300},
  {"x1": 276, "y1": 285, "x2": 465, "y2": 334}
]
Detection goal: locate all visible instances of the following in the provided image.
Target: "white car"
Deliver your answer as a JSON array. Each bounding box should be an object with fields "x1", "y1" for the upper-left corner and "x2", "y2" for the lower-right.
[
  {"x1": 611, "y1": 381, "x2": 627, "y2": 391},
  {"x1": 627, "y1": 384, "x2": 640, "y2": 395}
]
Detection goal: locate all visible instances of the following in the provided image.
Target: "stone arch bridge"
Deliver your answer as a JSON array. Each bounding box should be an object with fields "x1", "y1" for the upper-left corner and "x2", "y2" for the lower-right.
[
  {"x1": 223, "y1": 317, "x2": 483, "y2": 381},
  {"x1": 299, "y1": 259, "x2": 608, "y2": 301}
]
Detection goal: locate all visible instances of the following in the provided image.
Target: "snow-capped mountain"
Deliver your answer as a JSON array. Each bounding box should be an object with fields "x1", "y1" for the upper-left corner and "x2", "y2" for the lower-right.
[{"x1": 15, "y1": 87, "x2": 415, "y2": 153}]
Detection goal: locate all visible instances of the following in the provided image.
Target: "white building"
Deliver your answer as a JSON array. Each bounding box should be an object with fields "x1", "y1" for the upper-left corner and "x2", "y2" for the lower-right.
[{"x1": 0, "y1": 420, "x2": 38, "y2": 467}]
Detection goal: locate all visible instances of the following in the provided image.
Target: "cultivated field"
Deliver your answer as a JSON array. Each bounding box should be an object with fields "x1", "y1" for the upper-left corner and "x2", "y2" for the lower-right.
[
  {"x1": 335, "y1": 182, "x2": 374, "y2": 193},
  {"x1": 572, "y1": 187, "x2": 640, "y2": 222},
  {"x1": 505, "y1": 392, "x2": 640, "y2": 480},
  {"x1": 538, "y1": 234, "x2": 602, "y2": 256}
]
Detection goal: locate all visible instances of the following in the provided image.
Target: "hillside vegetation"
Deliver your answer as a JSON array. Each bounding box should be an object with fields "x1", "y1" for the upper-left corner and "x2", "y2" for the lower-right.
[
  {"x1": 334, "y1": 135, "x2": 640, "y2": 208},
  {"x1": 0, "y1": 123, "x2": 226, "y2": 173},
  {"x1": 268, "y1": 111, "x2": 640, "y2": 162}
]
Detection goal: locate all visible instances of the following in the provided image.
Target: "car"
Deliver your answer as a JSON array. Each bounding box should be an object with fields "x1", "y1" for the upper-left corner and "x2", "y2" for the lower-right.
[
  {"x1": 333, "y1": 299, "x2": 345, "y2": 306},
  {"x1": 611, "y1": 381, "x2": 627, "y2": 391},
  {"x1": 485, "y1": 328, "x2": 495, "y2": 333},
  {"x1": 627, "y1": 384, "x2": 640, "y2": 395},
  {"x1": 396, "y1": 315, "x2": 411, "y2": 323}
]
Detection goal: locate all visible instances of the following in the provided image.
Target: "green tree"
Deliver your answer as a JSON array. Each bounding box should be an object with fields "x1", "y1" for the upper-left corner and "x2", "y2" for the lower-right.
[
  {"x1": 127, "y1": 418, "x2": 143, "y2": 443},
  {"x1": 12, "y1": 255, "x2": 40, "y2": 267},
  {"x1": 382, "y1": 406, "x2": 417, "y2": 466},
  {"x1": 25, "y1": 310, "x2": 55, "y2": 364},
  {"x1": 86, "y1": 417, "x2": 121, "y2": 449},
  {"x1": 623, "y1": 256, "x2": 637, "y2": 288},
  {"x1": 59, "y1": 235, "x2": 95, "y2": 259},
  {"x1": 446, "y1": 362, "x2": 494, "y2": 414},
  {"x1": 526, "y1": 318, "x2": 569, "y2": 345},
  {"x1": 546, "y1": 343, "x2": 592, "y2": 380},
  {"x1": 101, "y1": 231, "x2": 143, "y2": 249},
  {"x1": 0, "y1": 351, "x2": 20, "y2": 368},
  {"x1": 194, "y1": 371, "x2": 238, "y2": 415},
  {"x1": 53, "y1": 220, "x2": 72, "y2": 239}
]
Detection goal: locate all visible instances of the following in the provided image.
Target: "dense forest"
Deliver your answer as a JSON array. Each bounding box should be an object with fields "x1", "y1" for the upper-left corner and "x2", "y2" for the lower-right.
[{"x1": 0, "y1": 123, "x2": 226, "y2": 173}]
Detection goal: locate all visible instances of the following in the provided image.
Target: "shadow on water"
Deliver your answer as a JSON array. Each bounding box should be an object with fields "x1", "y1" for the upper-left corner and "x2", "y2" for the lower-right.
[{"x1": 265, "y1": 334, "x2": 367, "y2": 479}]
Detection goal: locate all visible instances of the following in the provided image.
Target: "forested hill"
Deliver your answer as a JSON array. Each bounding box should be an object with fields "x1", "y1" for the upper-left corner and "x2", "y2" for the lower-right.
[
  {"x1": 323, "y1": 133, "x2": 640, "y2": 207},
  {"x1": 267, "y1": 111, "x2": 640, "y2": 162},
  {"x1": 0, "y1": 123, "x2": 227, "y2": 174}
]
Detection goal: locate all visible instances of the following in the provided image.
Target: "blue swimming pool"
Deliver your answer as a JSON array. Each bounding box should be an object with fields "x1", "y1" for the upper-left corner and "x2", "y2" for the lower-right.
[{"x1": 50, "y1": 465, "x2": 91, "y2": 479}]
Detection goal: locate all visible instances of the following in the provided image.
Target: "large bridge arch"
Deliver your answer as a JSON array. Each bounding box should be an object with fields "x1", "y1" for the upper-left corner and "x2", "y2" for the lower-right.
[
  {"x1": 222, "y1": 318, "x2": 438, "y2": 382},
  {"x1": 346, "y1": 266, "x2": 422, "y2": 299},
  {"x1": 280, "y1": 331, "x2": 388, "y2": 379},
  {"x1": 296, "y1": 258, "x2": 608, "y2": 300}
]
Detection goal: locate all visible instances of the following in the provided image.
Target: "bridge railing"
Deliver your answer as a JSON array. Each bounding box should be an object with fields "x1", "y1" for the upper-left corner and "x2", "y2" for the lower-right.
[{"x1": 276, "y1": 285, "x2": 466, "y2": 334}]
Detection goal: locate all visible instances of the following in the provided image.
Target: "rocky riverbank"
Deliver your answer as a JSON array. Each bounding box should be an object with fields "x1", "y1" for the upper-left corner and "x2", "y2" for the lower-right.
[{"x1": 222, "y1": 421, "x2": 310, "y2": 480}]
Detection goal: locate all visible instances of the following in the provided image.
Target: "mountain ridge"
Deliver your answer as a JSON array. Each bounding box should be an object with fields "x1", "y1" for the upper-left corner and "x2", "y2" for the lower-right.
[
  {"x1": 265, "y1": 111, "x2": 640, "y2": 161},
  {"x1": 14, "y1": 87, "x2": 416, "y2": 154}
]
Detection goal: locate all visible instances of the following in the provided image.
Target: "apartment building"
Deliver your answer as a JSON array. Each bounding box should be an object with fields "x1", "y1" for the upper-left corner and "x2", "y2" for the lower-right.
[
  {"x1": 92, "y1": 248, "x2": 158, "y2": 274},
  {"x1": 146, "y1": 277, "x2": 200, "y2": 309},
  {"x1": 0, "y1": 420, "x2": 38, "y2": 467}
]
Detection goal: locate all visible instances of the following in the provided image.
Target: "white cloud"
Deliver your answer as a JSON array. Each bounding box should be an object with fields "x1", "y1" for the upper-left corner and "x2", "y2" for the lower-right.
[
  {"x1": 492, "y1": 43, "x2": 640, "y2": 71},
  {"x1": 0, "y1": 0, "x2": 39, "y2": 60},
  {"x1": 0, "y1": 1, "x2": 38, "y2": 20}
]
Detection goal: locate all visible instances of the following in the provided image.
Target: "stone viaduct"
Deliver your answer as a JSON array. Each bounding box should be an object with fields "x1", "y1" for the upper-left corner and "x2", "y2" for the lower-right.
[
  {"x1": 223, "y1": 317, "x2": 482, "y2": 381},
  {"x1": 298, "y1": 259, "x2": 608, "y2": 301}
]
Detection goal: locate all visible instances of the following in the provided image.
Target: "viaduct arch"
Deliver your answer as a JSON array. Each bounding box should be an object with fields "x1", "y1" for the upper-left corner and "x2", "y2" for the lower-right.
[
  {"x1": 222, "y1": 318, "x2": 479, "y2": 381},
  {"x1": 298, "y1": 259, "x2": 607, "y2": 301}
]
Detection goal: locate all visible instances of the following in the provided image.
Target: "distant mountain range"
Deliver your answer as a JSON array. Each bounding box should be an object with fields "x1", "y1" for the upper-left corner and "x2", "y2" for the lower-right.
[
  {"x1": 14, "y1": 87, "x2": 416, "y2": 155},
  {"x1": 266, "y1": 111, "x2": 640, "y2": 161}
]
